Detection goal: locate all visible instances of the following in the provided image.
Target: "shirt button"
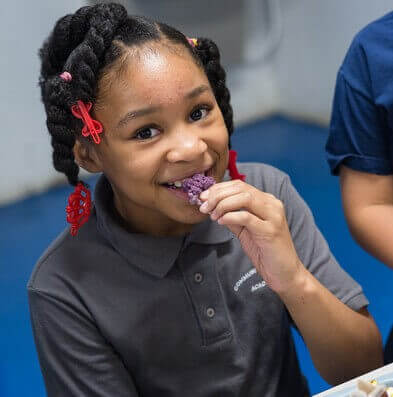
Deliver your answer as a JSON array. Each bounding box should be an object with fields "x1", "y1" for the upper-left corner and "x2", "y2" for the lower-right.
[
  {"x1": 194, "y1": 272, "x2": 203, "y2": 283},
  {"x1": 206, "y1": 307, "x2": 215, "y2": 318}
]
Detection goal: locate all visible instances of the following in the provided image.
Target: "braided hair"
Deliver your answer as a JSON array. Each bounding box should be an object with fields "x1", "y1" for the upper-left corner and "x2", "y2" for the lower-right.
[{"x1": 39, "y1": 2, "x2": 234, "y2": 189}]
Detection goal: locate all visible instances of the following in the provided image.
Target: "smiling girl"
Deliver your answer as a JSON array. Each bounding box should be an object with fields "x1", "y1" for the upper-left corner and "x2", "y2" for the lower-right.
[{"x1": 28, "y1": 3, "x2": 383, "y2": 396}]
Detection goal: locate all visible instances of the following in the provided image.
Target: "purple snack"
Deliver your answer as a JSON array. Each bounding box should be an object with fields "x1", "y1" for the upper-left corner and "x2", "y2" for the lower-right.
[{"x1": 182, "y1": 173, "x2": 215, "y2": 206}]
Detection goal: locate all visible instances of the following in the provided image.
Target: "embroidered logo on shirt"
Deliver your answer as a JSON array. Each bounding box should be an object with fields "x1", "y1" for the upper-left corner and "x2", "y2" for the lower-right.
[
  {"x1": 251, "y1": 281, "x2": 266, "y2": 292},
  {"x1": 234, "y1": 268, "x2": 266, "y2": 293}
]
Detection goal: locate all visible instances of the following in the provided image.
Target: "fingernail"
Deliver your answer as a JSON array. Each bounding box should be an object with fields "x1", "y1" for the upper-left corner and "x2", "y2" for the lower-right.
[
  {"x1": 210, "y1": 211, "x2": 218, "y2": 220},
  {"x1": 200, "y1": 190, "x2": 209, "y2": 200},
  {"x1": 199, "y1": 201, "x2": 209, "y2": 213}
]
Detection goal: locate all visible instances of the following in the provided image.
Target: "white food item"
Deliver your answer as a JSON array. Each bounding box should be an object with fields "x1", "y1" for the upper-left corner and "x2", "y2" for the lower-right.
[
  {"x1": 369, "y1": 386, "x2": 388, "y2": 397},
  {"x1": 358, "y1": 379, "x2": 377, "y2": 394},
  {"x1": 349, "y1": 390, "x2": 368, "y2": 397},
  {"x1": 350, "y1": 379, "x2": 391, "y2": 397}
]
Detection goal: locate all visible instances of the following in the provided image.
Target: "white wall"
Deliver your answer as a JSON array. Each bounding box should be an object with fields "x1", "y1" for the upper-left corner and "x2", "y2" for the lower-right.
[
  {"x1": 0, "y1": 1, "x2": 85, "y2": 205},
  {"x1": 1, "y1": 1, "x2": 392, "y2": 205},
  {"x1": 275, "y1": 0, "x2": 393, "y2": 124},
  {"x1": 114, "y1": 0, "x2": 280, "y2": 126}
]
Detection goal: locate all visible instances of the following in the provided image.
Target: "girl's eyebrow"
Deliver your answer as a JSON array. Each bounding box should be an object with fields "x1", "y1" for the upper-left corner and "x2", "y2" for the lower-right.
[
  {"x1": 116, "y1": 84, "x2": 211, "y2": 129},
  {"x1": 117, "y1": 105, "x2": 160, "y2": 129},
  {"x1": 186, "y1": 84, "x2": 210, "y2": 100}
]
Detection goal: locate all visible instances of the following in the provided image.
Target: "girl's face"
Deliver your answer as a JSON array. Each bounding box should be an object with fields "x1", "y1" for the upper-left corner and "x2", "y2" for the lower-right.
[{"x1": 82, "y1": 43, "x2": 229, "y2": 236}]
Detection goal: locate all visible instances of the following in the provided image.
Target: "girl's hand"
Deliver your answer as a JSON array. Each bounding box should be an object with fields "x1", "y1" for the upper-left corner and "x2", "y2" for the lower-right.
[{"x1": 199, "y1": 180, "x2": 304, "y2": 294}]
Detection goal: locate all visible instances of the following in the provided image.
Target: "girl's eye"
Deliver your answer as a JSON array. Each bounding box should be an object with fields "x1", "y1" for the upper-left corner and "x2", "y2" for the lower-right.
[
  {"x1": 189, "y1": 106, "x2": 210, "y2": 122},
  {"x1": 134, "y1": 127, "x2": 161, "y2": 140}
]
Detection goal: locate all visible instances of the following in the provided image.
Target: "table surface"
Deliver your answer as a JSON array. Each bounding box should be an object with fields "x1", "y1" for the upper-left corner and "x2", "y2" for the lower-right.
[{"x1": 313, "y1": 363, "x2": 393, "y2": 396}]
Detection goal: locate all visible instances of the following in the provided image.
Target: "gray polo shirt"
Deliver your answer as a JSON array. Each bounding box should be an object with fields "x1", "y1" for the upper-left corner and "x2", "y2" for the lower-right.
[{"x1": 28, "y1": 163, "x2": 368, "y2": 397}]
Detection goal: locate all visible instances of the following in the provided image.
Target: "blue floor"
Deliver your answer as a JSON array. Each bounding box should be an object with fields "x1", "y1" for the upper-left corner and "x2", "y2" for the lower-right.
[{"x1": 1, "y1": 115, "x2": 392, "y2": 396}]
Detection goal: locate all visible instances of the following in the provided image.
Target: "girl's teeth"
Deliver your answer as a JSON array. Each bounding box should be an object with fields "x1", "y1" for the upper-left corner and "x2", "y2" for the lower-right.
[
  {"x1": 174, "y1": 181, "x2": 182, "y2": 188},
  {"x1": 168, "y1": 182, "x2": 174, "y2": 186}
]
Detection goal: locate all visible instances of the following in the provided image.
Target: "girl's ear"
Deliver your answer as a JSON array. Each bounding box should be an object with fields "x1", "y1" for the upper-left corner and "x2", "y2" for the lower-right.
[{"x1": 73, "y1": 139, "x2": 103, "y2": 173}]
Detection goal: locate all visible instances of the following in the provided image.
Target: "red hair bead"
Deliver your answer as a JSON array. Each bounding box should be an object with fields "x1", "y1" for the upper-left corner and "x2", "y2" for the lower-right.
[
  {"x1": 228, "y1": 150, "x2": 246, "y2": 181},
  {"x1": 66, "y1": 182, "x2": 92, "y2": 236}
]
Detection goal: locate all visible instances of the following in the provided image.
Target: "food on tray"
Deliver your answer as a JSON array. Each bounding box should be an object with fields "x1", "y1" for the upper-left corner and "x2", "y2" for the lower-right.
[{"x1": 349, "y1": 379, "x2": 393, "y2": 397}]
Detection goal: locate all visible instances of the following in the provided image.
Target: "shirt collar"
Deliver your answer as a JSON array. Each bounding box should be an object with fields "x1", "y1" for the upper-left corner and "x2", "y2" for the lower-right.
[{"x1": 94, "y1": 174, "x2": 233, "y2": 278}]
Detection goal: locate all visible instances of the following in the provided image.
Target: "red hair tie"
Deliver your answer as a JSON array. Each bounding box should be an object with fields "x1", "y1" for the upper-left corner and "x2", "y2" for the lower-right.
[
  {"x1": 71, "y1": 100, "x2": 103, "y2": 144},
  {"x1": 66, "y1": 183, "x2": 92, "y2": 236},
  {"x1": 228, "y1": 150, "x2": 246, "y2": 181}
]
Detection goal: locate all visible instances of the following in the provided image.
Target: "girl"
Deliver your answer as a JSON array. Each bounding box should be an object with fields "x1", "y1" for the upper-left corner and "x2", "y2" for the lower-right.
[{"x1": 28, "y1": 3, "x2": 383, "y2": 396}]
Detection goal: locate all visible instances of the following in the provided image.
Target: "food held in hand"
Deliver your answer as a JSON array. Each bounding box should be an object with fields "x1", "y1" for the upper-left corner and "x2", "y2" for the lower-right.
[{"x1": 182, "y1": 173, "x2": 215, "y2": 206}]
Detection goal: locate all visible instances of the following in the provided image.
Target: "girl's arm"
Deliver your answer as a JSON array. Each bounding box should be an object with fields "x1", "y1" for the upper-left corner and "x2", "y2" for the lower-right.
[
  {"x1": 199, "y1": 175, "x2": 383, "y2": 386},
  {"x1": 280, "y1": 267, "x2": 382, "y2": 385},
  {"x1": 340, "y1": 165, "x2": 393, "y2": 270},
  {"x1": 28, "y1": 288, "x2": 139, "y2": 397}
]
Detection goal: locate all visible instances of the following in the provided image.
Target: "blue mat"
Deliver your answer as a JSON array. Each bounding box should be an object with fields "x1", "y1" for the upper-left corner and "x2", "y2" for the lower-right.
[{"x1": 1, "y1": 115, "x2": 391, "y2": 396}]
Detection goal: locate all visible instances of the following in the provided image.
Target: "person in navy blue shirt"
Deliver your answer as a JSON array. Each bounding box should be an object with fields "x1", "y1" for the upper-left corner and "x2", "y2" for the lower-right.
[{"x1": 326, "y1": 10, "x2": 393, "y2": 364}]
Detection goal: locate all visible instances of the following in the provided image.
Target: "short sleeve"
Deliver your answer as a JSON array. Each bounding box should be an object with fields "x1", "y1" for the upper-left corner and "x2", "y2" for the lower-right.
[
  {"x1": 326, "y1": 46, "x2": 392, "y2": 175},
  {"x1": 28, "y1": 288, "x2": 139, "y2": 397},
  {"x1": 282, "y1": 175, "x2": 369, "y2": 311}
]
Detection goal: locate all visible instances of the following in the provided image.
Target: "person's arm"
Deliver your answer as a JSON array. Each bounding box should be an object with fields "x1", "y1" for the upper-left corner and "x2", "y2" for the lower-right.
[
  {"x1": 280, "y1": 268, "x2": 382, "y2": 385},
  {"x1": 199, "y1": 176, "x2": 383, "y2": 386},
  {"x1": 28, "y1": 288, "x2": 139, "y2": 397},
  {"x1": 279, "y1": 173, "x2": 384, "y2": 385},
  {"x1": 340, "y1": 165, "x2": 393, "y2": 270}
]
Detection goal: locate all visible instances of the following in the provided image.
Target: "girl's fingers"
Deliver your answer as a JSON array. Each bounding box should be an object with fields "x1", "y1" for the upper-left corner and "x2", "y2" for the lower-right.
[
  {"x1": 199, "y1": 180, "x2": 245, "y2": 212},
  {"x1": 200, "y1": 180, "x2": 243, "y2": 201},
  {"x1": 216, "y1": 210, "x2": 271, "y2": 238},
  {"x1": 208, "y1": 192, "x2": 257, "y2": 221},
  {"x1": 200, "y1": 181, "x2": 285, "y2": 224}
]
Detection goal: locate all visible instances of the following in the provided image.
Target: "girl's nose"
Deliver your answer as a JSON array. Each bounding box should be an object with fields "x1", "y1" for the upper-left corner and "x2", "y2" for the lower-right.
[{"x1": 166, "y1": 131, "x2": 208, "y2": 163}]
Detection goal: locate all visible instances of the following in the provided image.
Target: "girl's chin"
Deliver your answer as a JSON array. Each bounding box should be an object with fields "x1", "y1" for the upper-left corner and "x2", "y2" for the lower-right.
[{"x1": 171, "y1": 205, "x2": 209, "y2": 224}]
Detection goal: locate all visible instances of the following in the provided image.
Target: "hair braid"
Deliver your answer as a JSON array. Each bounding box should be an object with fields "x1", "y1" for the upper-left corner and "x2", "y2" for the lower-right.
[
  {"x1": 39, "y1": 6, "x2": 95, "y2": 99},
  {"x1": 194, "y1": 38, "x2": 234, "y2": 147},
  {"x1": 39, "y1": 3, "x2": 128, "y2": 186}
]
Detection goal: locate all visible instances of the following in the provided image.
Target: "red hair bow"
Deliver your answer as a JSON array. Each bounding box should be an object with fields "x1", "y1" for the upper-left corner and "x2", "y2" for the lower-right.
[{"x1": 71, "y1": 100, "x2": 103, "y2": 144}]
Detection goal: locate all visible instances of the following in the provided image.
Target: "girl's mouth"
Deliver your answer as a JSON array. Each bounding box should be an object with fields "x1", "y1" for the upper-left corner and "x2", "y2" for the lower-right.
[
  {"x1": 161, "y1": 167, "x2": 215, "y2": 203},
  {"x1": 161, "y1": 168, "x2": 213, "y2": 190},
  {"x1": 163, "y1": 186, "x2": 190, "y2": 201}
]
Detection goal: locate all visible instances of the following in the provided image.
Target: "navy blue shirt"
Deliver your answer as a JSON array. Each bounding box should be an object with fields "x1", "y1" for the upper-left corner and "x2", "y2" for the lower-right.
[{"x1": 326, "y1": 11, "x2": 393, "y2": 175}]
